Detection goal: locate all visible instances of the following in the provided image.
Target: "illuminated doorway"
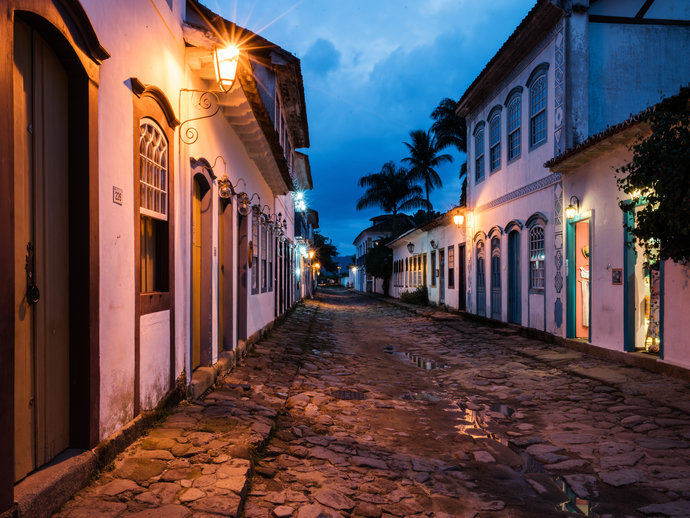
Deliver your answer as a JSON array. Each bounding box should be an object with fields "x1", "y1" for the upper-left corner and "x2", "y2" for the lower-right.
[{"x1": 567, "y1": 216, "x2": 591, "y2": 340}]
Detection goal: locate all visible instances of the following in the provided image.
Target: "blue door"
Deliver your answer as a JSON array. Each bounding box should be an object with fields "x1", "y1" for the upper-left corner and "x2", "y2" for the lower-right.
[
  {"x1": 439, "y1": 249, "x2": 445, "y2": 304},
  {"x1": 491, "y1": 237, "x2": 501, "y2": 320},
  {"x1": 508, "y1": 230, "x2": 521, "y2": 324},
  {"x1": 476, "y1": 241, "x2": 486, "y2": 316}
]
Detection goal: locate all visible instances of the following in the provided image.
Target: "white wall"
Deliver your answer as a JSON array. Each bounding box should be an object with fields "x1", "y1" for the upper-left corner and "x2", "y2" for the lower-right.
[
  {"x1": 83, "y1": 0, "x2": 185, "y2": 439},
  {"x1": 663, "y1": 262, "x2": 690, "y2": 369}
]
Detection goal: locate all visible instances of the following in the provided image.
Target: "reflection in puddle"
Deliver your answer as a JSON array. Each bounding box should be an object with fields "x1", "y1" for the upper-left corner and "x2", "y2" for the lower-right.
[
  {"x1": 383, "y1": 346, "x2": 448, "y2": 370},
  {"x1": 451, "y1": 400, "x2": 599, "y2": 517}
]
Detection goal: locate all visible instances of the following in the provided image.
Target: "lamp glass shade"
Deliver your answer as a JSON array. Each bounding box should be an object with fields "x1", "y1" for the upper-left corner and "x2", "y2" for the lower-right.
[
  {"x1": 215, "y1": 45, "x2": 240, "y2": 92},
  {"x1": 407, "y1": 242, "x2": 414, "y2": 254},
  {"x1": 218, "y1": 176, "x2": 233, "y2": 199},
  {"x1": 565, "y1": 204, "x2": 577, "y2": 219},
  {"x1": 453, "y1": 214, "x2": 464, "y2": 226}
]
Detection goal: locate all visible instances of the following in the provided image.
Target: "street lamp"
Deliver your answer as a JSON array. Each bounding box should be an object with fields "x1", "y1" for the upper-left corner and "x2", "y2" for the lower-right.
[
  {"x1": 407, "y1": 242, "x2": 415, "y2": 254},
  {"x1": 453, "y1": 213, "x2": 464, "y2": 227},
  {"x1": 214, "y1": 44, "x2": 240, "y2": 93}
]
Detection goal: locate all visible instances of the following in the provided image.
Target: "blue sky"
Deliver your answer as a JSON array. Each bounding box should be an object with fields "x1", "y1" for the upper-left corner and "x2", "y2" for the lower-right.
[{"x1": 207, "y1": 0, "x2": 536, "y2": 255}]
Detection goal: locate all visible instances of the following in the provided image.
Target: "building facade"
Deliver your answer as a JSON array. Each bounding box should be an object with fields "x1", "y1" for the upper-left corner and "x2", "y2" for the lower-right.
[
  {"x1": 458, "y1": 0, "x2": 690, "y2": 339},
  {"x1": 0, "y1": 0, "x2": 312, "y2": 512}
]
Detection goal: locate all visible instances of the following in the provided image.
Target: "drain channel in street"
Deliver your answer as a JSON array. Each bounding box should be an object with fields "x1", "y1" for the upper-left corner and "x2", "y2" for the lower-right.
[{"x1": 452, "y1": 400, "x2": 600, "y2": 517}]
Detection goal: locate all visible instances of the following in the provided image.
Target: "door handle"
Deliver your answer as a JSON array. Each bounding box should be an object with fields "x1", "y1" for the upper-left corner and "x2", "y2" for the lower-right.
[{"x1": 25, "y1": 242, "x2": 40, "y2": 305}]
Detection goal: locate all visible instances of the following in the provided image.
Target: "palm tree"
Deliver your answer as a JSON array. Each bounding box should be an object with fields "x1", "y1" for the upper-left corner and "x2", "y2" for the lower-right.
[
  {"x1": 430, "y1": 97, "x2": 467, "y2": 154},
  {"x1": 402, "y1": 129, "x2": 452, "y2": 217},
  {"x1": 356, "y1": 161, "x2": 428, "y2": 237}
]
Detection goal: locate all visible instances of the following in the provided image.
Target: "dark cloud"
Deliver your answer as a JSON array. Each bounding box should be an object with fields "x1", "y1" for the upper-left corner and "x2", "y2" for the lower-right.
[{"x1": 303, "y1": 38, "x2": 341, "y2": 77}]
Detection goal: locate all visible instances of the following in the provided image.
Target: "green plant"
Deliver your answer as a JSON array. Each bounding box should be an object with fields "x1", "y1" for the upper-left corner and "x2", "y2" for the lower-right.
[
  {"x1": 399, "y1": 286, "x2": 428, "y2": 305},
  {"x1": 616, "y1": 90, "x2": 690, "y2": 263}
]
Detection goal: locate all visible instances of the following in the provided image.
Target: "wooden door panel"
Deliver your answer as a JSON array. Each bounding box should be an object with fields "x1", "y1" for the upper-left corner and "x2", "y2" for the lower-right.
[{"x1": 13, "y1": 19, "x2": 36, "y2": 482}]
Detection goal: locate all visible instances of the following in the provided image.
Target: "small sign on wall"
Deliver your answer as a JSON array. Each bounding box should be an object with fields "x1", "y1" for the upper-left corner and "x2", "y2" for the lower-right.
[
  {"x1": 612, "y1": 268, "x2": 622, "y2": 285},
  {"x1": 113, "y1": 186, "x2": 123, "y2": 206}
]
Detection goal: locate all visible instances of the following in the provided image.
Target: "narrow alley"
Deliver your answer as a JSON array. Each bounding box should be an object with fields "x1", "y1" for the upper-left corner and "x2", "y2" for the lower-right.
[{"x1": 55, "y1": 288, "x2": 690, "y2": 518}]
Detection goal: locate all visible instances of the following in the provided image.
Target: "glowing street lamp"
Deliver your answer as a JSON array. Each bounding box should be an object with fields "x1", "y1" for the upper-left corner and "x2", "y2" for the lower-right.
[
  {"x1": 214, "y1": 44, "x2": 240, "y2": 93},
  {"x1": 453, "y1": 213, "x2": 464, "y2": 227},
  {"x1": 565, "y1": 196, "x2": 580, "y2": 219}
]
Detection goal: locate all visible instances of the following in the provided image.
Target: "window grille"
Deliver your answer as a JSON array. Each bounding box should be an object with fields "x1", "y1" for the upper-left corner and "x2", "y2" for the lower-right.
[
  {"x1": 529, "y1": 226, "x2": 545, "y2": 289},
  {"x1": 139, "y1": 120, "x2": 168, "y2": 220}
]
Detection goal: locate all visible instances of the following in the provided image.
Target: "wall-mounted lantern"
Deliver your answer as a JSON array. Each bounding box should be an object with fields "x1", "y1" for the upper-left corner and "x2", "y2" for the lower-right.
[
  {"x1": 565, "y1": 196, "x2": 580, "y2": 219},
  {"x1": 407, "y1": 242, "x2": 415, "y2": 254},
  {"x1": 430, "y1": 240, "x2": 438, "y2": 250},
  {"x1": 453, "y1": 213, "x2": 465, "y2": 227},
  {"x1": 214, "y1": 44, "x2": 240, "y2": 93}
]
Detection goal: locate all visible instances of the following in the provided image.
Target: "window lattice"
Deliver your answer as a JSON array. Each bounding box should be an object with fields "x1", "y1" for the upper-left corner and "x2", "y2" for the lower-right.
[
  {"x1": 530, "y1": 76, "x2": 546, "y2": 146},
  {"x1": 139, "y1": 120, "x2": 168, "y2": 220},
  {"x1": 530, "y1": 226, "x2": 545, "y2": 289},
  {"x1": 507, "y1": 96, "x2": 521, "y2": 160}
]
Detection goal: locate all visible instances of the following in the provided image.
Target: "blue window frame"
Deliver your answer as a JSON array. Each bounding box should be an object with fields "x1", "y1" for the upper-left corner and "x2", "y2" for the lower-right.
[
  {"x1": 489, "y1": 113, "x2": 501, "y2": 171},
  {"x1": 530, "y1": 75, "x2": 547, "y2": 147},
  {"x1": 507, "y1": 96, "x2": 521, "y2": 160},
  {"x1": 474, "y1": 124, "x2": 485, "y2": 182}
]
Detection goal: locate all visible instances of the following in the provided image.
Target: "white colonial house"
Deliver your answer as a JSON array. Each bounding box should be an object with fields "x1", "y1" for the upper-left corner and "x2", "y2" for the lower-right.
[
  {"x1": 1, "y1": 0, "x2": 312, "y2": 513},
  {"x1": 546, "y1": 87, "x2": 690, "y2": 370},
  {"x1": 388, "y1": 210, "x2": 468, "y2": 309},
  {"x1": 458, "y1": 0, "x2": 690, "y2": 341}
]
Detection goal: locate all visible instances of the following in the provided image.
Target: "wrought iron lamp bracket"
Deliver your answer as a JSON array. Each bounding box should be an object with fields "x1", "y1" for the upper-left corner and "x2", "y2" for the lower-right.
[{"x1": 178, "y1": 89, "x2": 221, "y2": 145}]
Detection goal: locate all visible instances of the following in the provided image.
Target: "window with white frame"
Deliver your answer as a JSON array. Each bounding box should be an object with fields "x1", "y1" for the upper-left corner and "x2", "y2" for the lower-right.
[
  {"x1": 252, "y1": 209, "x2": 259, "y2": 294},
  {"x1": 507, "y1": 95, "x2": 521, "y2": 160},
  {"x1": 530, "y1": 75, "x2": 547, "y2": 147},
  {"x1": 529, "y1": 226, "x2": 545, "y2": 289},
  {"x1": 139, "y1": 119, "x2": 169, "y2": 293},
  {"x1": 261, "y1": 220, "x2": 267, "y2": 292},
  {"x1": 268, "y1": 231, "x2": 274, "y2": 291},
  {"x1": 474, "y1": 124, "x2": 485, "y2": 182},
  {"x1": 489, "y1": 112, "x2": 501, "y2": 171}
]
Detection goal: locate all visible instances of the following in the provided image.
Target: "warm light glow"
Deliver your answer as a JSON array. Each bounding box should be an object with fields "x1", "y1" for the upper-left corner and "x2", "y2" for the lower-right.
[
  {"x1": 308, "y1": 250, "x2": 315, "y2": 259},
  {"x1": 351, "y1": 266, "x2": 358, "y2": 273},
  {"x1": 313, "y1": 262, "x2": 321, "y2": 270},
  {"x1": 632, "y1": 189, "x2": 642, "y2": 199},
  {"x1": 453, "y1": 214, "x2": 464, "y2": 227},
  {"x1": 215, "y1": 44, "x2": 240, "y2": 92},
  {"x1": 565, "y1": 205, "x2": 577, "y2": 219}
]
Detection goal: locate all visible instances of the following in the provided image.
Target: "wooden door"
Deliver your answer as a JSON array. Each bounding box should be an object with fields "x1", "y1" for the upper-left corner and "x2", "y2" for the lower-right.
[
  {"x1": 439, "y1": 250, "x2": 445, "y2": 304},
  {"x1": 13, "y1": 21, "x2": 70, "y2": 481},
  {"x1": 476, "y1": 242, "x2": 486, "y2": 316},
  {"x1": 458, "y1": 244, "x2": 466, "y2": 311}
]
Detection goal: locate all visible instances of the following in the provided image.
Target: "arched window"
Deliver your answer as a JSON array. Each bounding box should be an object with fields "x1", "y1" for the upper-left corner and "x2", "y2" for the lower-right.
[
  {"x1": 139, "y1": 118, "x2": 169, "y2": 293},
  {"x1": 489, "y1": 111, "x2": 501, "y2": 171},
  {"x1": 529, "y1": 226, "x2": 545, "y2": 290},
  {"x1": 529, "y1": 74, "x2": 547, "y2": 147},
  {"x1": 507, "y1": 95, "x2": 521, "y2": 160},
  {"x1": 474, "y1": 123, "x2": 485, "y2": 182}
]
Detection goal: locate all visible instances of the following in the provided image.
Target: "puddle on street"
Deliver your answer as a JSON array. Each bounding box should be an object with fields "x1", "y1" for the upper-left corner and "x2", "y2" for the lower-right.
[{"x1": 452, "y1": 400, "x2": 599, "y2": 517}]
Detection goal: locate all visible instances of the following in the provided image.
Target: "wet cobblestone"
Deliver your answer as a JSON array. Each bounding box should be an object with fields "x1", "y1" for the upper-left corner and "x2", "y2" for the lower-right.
[{"x1": 55, "y1": 288, "x2": 690, "y2": 517}]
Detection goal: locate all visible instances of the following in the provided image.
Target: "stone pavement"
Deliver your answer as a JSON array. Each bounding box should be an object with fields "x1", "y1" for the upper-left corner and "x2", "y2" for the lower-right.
[{"x1": 55, "y1": 288, "x2": 690, "y2": 517}]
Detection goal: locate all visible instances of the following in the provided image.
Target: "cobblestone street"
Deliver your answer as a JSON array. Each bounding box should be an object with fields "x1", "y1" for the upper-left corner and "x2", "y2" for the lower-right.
[{"x1": 56, "y1": 288, "x2": 690, "y2": 518}]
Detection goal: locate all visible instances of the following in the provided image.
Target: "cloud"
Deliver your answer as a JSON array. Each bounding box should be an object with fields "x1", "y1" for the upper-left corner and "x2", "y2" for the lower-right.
[{"x1": 303, "y1": 38, "x2": 341, "y2": 76}]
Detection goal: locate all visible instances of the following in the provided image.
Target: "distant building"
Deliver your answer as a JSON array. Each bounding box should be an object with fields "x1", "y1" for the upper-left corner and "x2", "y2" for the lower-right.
[{"x1": 352, "y1": 214, "x2": 414, "y2": 293}]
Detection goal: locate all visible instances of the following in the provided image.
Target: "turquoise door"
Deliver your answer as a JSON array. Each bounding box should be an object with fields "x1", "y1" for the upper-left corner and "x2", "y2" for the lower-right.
[
  {"x1": 490, "y1": 237, "x2": 501, "y2": 320},
  {"x1": 476, "y1": 241, "x2": 486, "y2": 316},
  {"x1": 508, "y1": 230, "x2": 521, "y2": 324}
]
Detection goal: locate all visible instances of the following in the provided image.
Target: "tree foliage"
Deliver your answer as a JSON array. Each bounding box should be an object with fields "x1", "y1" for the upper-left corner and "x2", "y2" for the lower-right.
[
  {"x1": 356, "y1": 161, "x2": 429, "y2": 237},
  {"x1": 312, "y1": 230, "x2": 338, "y2": 273},
  {"x1": 364, "y1": 240, "x2": 393, "y2": 295},
  {"x1": 616, "y1": 93, "x2": 690, "y2": 263},
  {"x1": 402, "y1": 129, "x2": 452, "y2": 215},
  {"x1": 430, "y1": 97, "x2": 467, "y2": 154}
]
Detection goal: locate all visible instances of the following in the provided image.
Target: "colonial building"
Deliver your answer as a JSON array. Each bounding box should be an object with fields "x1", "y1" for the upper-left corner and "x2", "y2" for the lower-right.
[
  {"x1": 352, "y1": 214, "x2": 413, "y2": 293},
  {"x1": 457, "y1": 0, "x2": 690, "y2": 337},
  {"x1": 388, "y1": 209, "x2": 468, "y2": 309},
  {"x1": 546, "y1": 87, "x2": 690, "y2": 370},
  {"x1": 0, "y1": 0, "x2": 311, "y2": 513}
]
